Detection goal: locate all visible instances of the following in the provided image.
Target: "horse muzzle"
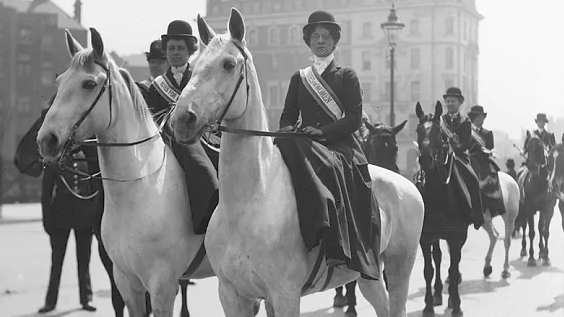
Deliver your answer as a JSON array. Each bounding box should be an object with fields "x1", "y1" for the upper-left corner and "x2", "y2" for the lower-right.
[
  {"x1": 170, "y1": 103, "x2": 203, "y2": 143},
  {"x1": 37, "y1": 129, "x2": 65, "y2": 162}
]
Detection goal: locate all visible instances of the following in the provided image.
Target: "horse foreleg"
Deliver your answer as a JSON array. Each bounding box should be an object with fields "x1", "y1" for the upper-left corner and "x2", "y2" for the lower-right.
[
  {"x1": 344, "y1": 280, "x2": 357, "y2": 317},
  {"x1": 113, "y1": 268, "x2": 147, "y2": 317},
  {"x1": 527, "y1": 213, "x2": 537, "y2": 266},
  {"x1": 501, "y1": 212, "x2": 514, "y2": 278},
  {"x1": 537, "y1": 213, "x2": 545, "y2": 260},
  {"x1": 520, "y1": 209, "x2": 528, "y2": 258},
  {"x1": 431, "y1": 242, "x2": 443, "y2": 306},
  {"x1": 541, "y1": 207, "x2": 555, "y2": 266},
  {"x1": 179, "y1": 279, "x2": 190, "y2": 317},
  {"x1": 482, "y1": 219, "x2": 498, "y2": 277},
  {"x1": 420, "y1": 242, "x2": 435, "y2": 315},
  {"x1": 147, "y1": 277, "x2": 178, "y2": 317},
  {"x1": 446, "y1": 238, "x2": 465, "y2": 317}
]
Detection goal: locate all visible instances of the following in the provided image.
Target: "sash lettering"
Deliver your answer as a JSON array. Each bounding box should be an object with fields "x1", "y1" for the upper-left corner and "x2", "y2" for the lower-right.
[
  {"x1": 299, "y1": 66, "x2": 344, "y2": 122},
  {"x1": 439, "y1": 117, "x2": 461, "y2": 145},
  {"x1": 153, "y1": 75, "x2": 181, "y2": 104}
]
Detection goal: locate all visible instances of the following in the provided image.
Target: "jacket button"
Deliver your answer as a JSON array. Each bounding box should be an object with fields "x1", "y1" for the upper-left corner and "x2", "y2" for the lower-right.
[
  {"x1": 74, "y1": 174, "x2": 78, "y2": 179},
  {"x1": 73, "y1": 163, "x2": 78, "y2": 168}
]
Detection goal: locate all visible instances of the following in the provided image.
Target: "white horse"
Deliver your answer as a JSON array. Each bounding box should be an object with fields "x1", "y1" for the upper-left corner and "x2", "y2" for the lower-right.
[
  {"x1": 169, "y1": 8, "x2": 424, "y2": 317},
  {"x1": 36, "y1": 28, "x2": 215, "y2": 317}
]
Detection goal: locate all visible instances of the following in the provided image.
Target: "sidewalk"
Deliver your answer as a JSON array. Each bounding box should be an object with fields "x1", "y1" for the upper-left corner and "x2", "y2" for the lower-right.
[{"x1": 0, "y1": 203, "x2": 42, "y2": 225}]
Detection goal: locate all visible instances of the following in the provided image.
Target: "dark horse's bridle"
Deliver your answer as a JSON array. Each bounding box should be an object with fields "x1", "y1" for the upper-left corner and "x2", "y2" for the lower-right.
[
  {"x1": 45, "y1": 60, "x2": 170, "y2": 193},
  {"x1": 414, "y1": 119, "x2": 454, "y2": 186}
]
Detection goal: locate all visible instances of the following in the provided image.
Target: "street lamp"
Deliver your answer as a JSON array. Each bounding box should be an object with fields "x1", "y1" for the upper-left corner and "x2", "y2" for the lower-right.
[{"x1": 381, "y1": 3, "x2": 404, "y2": 127}]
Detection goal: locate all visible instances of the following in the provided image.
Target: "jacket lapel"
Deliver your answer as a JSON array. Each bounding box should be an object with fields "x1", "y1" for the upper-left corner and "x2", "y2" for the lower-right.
[
  {"x1": 165, "y1": 68, "x2": 181, "y2": 90},
  {"x1": 321, "y1": 60, "x2": 339, "y2": 78},
  {"x1": 179, "y1": 66, "x2": 192, "y2": 89}
]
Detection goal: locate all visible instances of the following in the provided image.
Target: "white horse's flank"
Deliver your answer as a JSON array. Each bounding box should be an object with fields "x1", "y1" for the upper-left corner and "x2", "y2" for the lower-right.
[
  {"x1": 36, "y1": 29, "x2": 214, "y2": 317},
  {"x1": 169, "y1": 9, "x2": 424, "y2": 317},
  {"x1": 482, "y1": 172, "x2": 520, "y2": 278}
]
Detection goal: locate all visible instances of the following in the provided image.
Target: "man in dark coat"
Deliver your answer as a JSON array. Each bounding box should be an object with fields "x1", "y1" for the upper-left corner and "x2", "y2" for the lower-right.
[
  {"x1": 441, "y1": 87, "x2": 484, "y2": 229},
  {"x1": 38, "y1": 148, "x2": 99, "y2": 313},
  {"x1": 467, "y1": 105, "x2": 506, "y2": 217},
  {"x1": 506, "y1": 159, "x2": 517, "y2": 180},
  {"x1": 136, "y1": 39, "x2": 168, "y2": 100},
  {"x1": 147, "y1": 20, "x2": 219, "y2": 235},
  {"x1": 529, "y1": 113, "x2": 556, "y2": 151},
  {"x1": 275, "y1": 10, "x2": 380, "y2": 280}
]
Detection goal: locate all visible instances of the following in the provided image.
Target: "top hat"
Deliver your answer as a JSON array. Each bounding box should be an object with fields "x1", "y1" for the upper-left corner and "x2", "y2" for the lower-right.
[
  {"x1": 468, "y1": 105, "x2": 487, "y2": 118},
  {"x1": 535, "y1": 113, "x2": 549, "y2": 123},
  {"x1": 303, "y1": 11, "x2": 341, "y2": 33},
  {"x1": 443, "y1": 87, "x2": 464, "y2": 102},
  {"x1": 145, "y1": 39, "x2": 166, "y2": 60},
  {"x1": 506, "y1": 158, "x2": 515, "y2": 167},
  {"x1": 161, "y1": 20, "x2": 197, "y2": 48}
]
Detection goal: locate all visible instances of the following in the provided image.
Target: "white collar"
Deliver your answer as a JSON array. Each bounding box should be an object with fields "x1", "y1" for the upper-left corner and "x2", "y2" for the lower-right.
[
  {"x1": 171, "y1": 63, "x2": 188, "y2": 74},
  {"x1": 310, "y1": 53, "x2": 334, "y2": 75}
]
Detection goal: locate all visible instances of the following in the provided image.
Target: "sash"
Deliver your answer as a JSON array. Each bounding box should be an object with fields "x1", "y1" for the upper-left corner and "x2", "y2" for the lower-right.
[
  {"x1": 439, "y1": 116, "x2": 461, "y2": 145},
  {"x1": 152, "y1": 75, "x2": 181, "y2": 104},
  {"x1": 299, "y1": 66, "x2": 344, "y2": 122},
  {"x1": 471, "y1": 129, "x2": 487, "y2": 148}
]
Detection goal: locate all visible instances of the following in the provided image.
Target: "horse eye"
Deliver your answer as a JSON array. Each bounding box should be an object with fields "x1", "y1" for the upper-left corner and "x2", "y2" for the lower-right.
[
  {"x1": 82, "y1": 80, "x2": 97, "y2": 90},
  {"x1": 223, "y1": 61, "x2": 236, "y2": 71}
]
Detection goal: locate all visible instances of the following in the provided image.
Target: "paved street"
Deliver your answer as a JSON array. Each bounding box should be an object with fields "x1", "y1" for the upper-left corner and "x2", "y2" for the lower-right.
[{"x1": 1, "y1": 203, "x2": 563, "y2": 317}]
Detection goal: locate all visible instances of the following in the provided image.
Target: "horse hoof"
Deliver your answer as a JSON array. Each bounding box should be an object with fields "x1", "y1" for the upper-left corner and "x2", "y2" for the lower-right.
[
  {"x1": 333, "y1": 295, "x2": 347, "y2": 308},
  {"x1": 422, "y1": 307, "x2": 435, "y2": 317},
  {"x1": 344, "y1": 307, "x2": 357, "y2": 317},
  {"x1": 451, "y1": 309, "x2": 464, "y2": 317},
  {"x1": 501, "y1": 270, "x2": 511, "y2": 279},
  {"x1": 527, "y1": 258, "x2": 537, "y2": 267},
  {"x1": 483, "y1": 265, "x2": 493, "y2": 277},
  {"x1": 543, "y1": 258, "x2": 551, "y2": 266},
  {"x1": 447, "y1": 297, "x2": 453, "y2": 309},
  {"x1": 433, "y1": 295, "x2": 443, "y2": 306},
  {"x1": 520, "y1": 249, "x2": 527, "y2": 258}
]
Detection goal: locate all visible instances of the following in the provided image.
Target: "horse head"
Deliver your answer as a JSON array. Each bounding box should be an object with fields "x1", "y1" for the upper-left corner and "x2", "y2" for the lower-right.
[
  {"x1": 170, "y1": 8, "x2": 257, "y2": 143},
  {"x1": 524, "y1": 130, "x2": 550, "y2": 178},
  {"x1": 414, "y1": 101, "x2": 446, "y2": 173},
  {"x1": 363, "y1": 120, "x2": 407, "y2": 172},
  {"x1": 37, "y1": 28, "x2": 146, "y2": 163}
]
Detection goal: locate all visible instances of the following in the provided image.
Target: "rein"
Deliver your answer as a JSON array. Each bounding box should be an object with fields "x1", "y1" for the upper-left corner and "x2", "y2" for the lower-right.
[
  {"x1": 207, "y1": 41, "x2": 310, "y2": 139},
  {"x1": 44, "y1": 60, "x2": 172, "y2": 194}
]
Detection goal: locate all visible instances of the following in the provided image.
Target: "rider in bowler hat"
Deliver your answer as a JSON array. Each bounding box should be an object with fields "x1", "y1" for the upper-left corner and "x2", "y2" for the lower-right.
[{"x1": 137, "y1": 39, "x2": 168, "y2": 100}]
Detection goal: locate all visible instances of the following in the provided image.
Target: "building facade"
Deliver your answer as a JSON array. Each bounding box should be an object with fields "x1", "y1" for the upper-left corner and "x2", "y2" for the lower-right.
[
  {"x1": 204, "y1": 0, "x2": 482, "y2": 176},
  {"x1": 0, "y1": 0, "x2": 87, "y2": 203}
]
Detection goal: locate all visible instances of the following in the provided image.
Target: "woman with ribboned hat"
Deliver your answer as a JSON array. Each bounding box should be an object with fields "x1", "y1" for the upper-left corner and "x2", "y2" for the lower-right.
[
  {"x1": 275, "y1": 10, "x2": 381, "y2": 280},
  {"x1": 467, "y1": 105, "x2": 506, "y2": 218},
  {"x1": 441, "y1": 87, "x2": 485, "y2": 228}
]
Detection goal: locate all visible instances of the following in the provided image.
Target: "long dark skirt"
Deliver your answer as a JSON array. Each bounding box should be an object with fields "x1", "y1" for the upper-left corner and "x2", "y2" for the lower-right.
[
  {"x1": 470, "y1": 154, "x2": 506, "y2": 217},
  {"x1": 274, "y1": 137, "x2": 380, "y2": 280},
  {"x1": 450, "y1": 154, "x2": 485, "y2": 229}
]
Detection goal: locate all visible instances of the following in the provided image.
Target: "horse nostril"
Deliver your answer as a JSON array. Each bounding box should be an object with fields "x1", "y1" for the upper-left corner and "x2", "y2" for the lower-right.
[
  {"x1": 46, "y1": 133, "x2": 59, "y2": 149},
  {"x1": 185, "y1": 110, "x2": 197, "y2": 125}
]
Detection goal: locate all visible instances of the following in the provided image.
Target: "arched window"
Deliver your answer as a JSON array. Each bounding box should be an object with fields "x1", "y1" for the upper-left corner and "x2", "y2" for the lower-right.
[
  {"x1": 445, "y1": 17, "x2": 454, "y2": 34},
  {"x1": 268, "y1": 26, "x2": 280, "y2": 45},
  {"x1": 288, "y1": 26, "x2": 300, "y2": 44},
  {"x1": 410, "y1": 20, "x2": 419, "y2": 35},
  {"x1": 362, "y1": 22, "x2": 372, "y2": 38},
  {"x1": 246, "y1": 28, "x2": 258, "y2": 46}
]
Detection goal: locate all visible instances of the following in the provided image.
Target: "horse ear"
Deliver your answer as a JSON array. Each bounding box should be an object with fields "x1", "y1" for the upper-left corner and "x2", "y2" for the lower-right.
[
  {"x1": 364, "y1": 121, "x2": 378, "y2": 132},
  {"x1": 392, "y1": 119, "x2": 408, "y2": 135},
  {"x1": 434, "y1": 101, "x2": 443, "y2": 117},
  {"x1": 197, "y1": 14, "x2": 216, "y2": 46},
  {"x1": 228, "y1": 7, "x2": 246, "y2": 43},
  {"x1": 415, "y1": 102, "x2": 424, "y2": 119},
  {"x1": 90, "y1": 28, "x2": 105, "y2": 58},
  {"x1": 526, "y1": 130, "x2": 531, "y2": 139},
  {"x1": 65, "y1": 29, "x2": 83, "y2": 57}
]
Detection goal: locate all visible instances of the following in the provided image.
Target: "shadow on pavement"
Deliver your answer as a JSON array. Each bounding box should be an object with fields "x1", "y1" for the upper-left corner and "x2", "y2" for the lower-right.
[
  {"x1": 536, "y1": 293, "x2": 564, "y2": 313},
  {"x1": 301, "y1": 307, "x2": 346, "y2": 317},
  {"x1": 12, "y1": 308, "x2": 80, "y2": 317},
  {"x1": 510, "y1": 259, "x2": 564, "y2": 280},
  {"x1": 408, "y1": 308, "x2": 451, "y2": 317}
]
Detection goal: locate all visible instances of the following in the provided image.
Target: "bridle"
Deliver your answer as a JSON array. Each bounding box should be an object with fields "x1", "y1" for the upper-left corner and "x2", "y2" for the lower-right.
[
  {"x1": 416, "y1": 120, "x2": 454, "y2": 185},
  {"x1": 205, "y1": 41, "x2": 309, "y2": 139},
  {"x1": 45, "y1": 60, "x2": 170, "y2": 197}
]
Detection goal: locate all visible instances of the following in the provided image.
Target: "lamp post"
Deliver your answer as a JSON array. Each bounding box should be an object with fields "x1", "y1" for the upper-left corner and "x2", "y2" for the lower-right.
[{"x1": 381, "y1": 3, "x2": 404, "y2": 127}]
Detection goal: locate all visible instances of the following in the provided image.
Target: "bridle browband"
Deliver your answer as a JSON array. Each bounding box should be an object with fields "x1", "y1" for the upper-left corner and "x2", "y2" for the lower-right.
[
  {"x1": 45, "y1": 59, "x2": 170, "y2": 193},
  {"x1": 416, "y1": 119, "x2": 454, "y2": 185},
  {"x1": 205, "y1": 40, "x2": 310, "y2": 139}
]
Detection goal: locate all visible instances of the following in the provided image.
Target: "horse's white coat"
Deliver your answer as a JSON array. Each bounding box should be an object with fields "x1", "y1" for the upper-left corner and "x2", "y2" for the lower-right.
[
  {"x1": 170, "y1": 9, "x2": 424, "y2": 317},
  {"x1": 36, "y1": 29, "x2": 214, "y2": 317}
]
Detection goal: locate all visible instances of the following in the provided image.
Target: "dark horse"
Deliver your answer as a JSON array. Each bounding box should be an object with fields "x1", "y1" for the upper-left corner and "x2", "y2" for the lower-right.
[
  {"x1": 516, "y1": 130, "x2": 558, "y2": 267},
  {"x1": 332, "y1": 119, "x2": 407, "y2": 317},
  {"x1": 414, "y1": 101, "x2": 469, "y2": 317},
  {"x1": 555, "y1": 138, "x2": 564, "y2": 233},
  {"x1": 13, "y1": 97, "x2": 193, "y2": 317}
]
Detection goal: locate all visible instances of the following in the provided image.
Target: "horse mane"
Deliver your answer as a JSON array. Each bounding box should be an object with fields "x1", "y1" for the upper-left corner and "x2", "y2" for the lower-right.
[{"x1": 70, "y1": 48, "x2": 151, "y2": 122}]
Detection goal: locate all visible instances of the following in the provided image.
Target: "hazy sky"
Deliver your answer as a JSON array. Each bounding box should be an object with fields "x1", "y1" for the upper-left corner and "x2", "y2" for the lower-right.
[{"x1": 50, "y1": 0, "x2": 563, "y2": 139}]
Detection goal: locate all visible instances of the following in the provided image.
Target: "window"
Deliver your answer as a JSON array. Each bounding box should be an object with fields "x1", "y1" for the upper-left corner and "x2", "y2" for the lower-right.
[
  {"x1": 340, "y1": 23, "x2": 347, "y2": 43},
  {"x1": 246, "y1": 28, "x2": 258, "y2": 46},
  {"x1": 362, "y1": 51, "x2": 371, "y2": 71},
  {"x1": 273, "y1": 1, "x2": 282, "y2": 10},
  {"x1": 445, "y1": 78, "x2": 454, "y2": 90},
  {"x1": 362, "y1": 22, "x2": 372, "y2": 39},
  {"x1": 384, "y1": 81, "x2": 396, "y2": 101},
  {"x1": 18, "y1": 63, "x2": 31, "y2": 77},
  {"x1": 445, "y1": 47, "x2": 454, "y2": 69},
  {"x1": 288, "y1": 26, "x2": 299, "y2": 44},
  {"x1": 17, "y1": 97, "x2": 31, "y2": 114},
  {"x1": 271, "y1": 54, "x2": 279, "y2": 70},
  {"x1": 41, "y1": 70, "x2": 55, "y2": 86},
  {"x1": 445, "y1": 17, "x2": 454, "y2": 35},
  {"x1": 411, "y1": 48, "x2": 421, "y2": 69},
  {"x1": 410, "y1": 20, "x2": 419, "y2": 36},
  {"x1": 212, "y1": 6, "x2": 220, "y2": 14},
  {"x1": 361, "y1": 82, "x2": 372, "y2": 102},
  {"x1": 340, "y1": 49, "x2": 351, "y2": 66},
  {"x1": 410, "y1": 81, "x2": 421, "y2": 102},
  {"x1": 268, "y1": 83, "x2": 280, "y2": 108},
  {"x1": 41, "y1": 34, "x2": 54, "y2": 50},
  {"x1": 408, "y1": 114, "x2": 418, "y2": 132},
  {"x1": 19, "y1": 28, "x2": 32, "y2": 44},
  {"x1": 463, "y1": 20, "x2": 467, "y2": 40},
  {"x1": 268, "y1": 26, "x2": 280, "y2": 45}
]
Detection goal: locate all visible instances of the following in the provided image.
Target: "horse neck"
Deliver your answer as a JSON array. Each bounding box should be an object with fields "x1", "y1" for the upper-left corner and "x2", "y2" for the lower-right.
[
  {"x1": 219, "y1": 73, "x2": 274, "y2": 204},
  {"x1": 95, "y1": 85, "x2": 161, "y2": 185}
]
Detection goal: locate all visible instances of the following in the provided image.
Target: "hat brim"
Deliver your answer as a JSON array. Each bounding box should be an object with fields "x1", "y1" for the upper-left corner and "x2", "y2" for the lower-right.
[
  {"x1": 535, "y1": 118, "x2": 549, "y2": 123},
  {"x1": 161, "y1": 34, "x2": 198, "y2": 44},
  {"x1": 145, "y1": 52, "x2": 167, "y2": 60},
  {"x1": 468, "y1": 112, "x2": 487, "y2": 117},
  {"x1": 443, "y1": 94, "x2": 465, "y2": 101},
  {"x1": 303, "y1": 22, "x2": 341, "y2": 33}
]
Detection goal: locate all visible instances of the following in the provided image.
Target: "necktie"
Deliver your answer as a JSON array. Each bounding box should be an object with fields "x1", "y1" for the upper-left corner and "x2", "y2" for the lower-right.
[{"x1": 171, "y1": 66, "x2": 186, "y2": 85}]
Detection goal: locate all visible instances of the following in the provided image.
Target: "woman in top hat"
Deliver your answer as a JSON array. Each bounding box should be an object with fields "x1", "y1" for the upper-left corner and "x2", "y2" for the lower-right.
[
  {"x1": 147, "y1": 20, "x2": 219, "y2": 237},
  {"x1": 275, "y1": 10, "x2": 380, "y2": 280},
  {"x1": 136, "y1": 39, "x2": 168, "y2": 100},
  {"x1": 441, "y1": 87, "x2": 485, "y2": 228},
  {"x1": 467, "y1": 105, "x2": 505, "y2": 217}
]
